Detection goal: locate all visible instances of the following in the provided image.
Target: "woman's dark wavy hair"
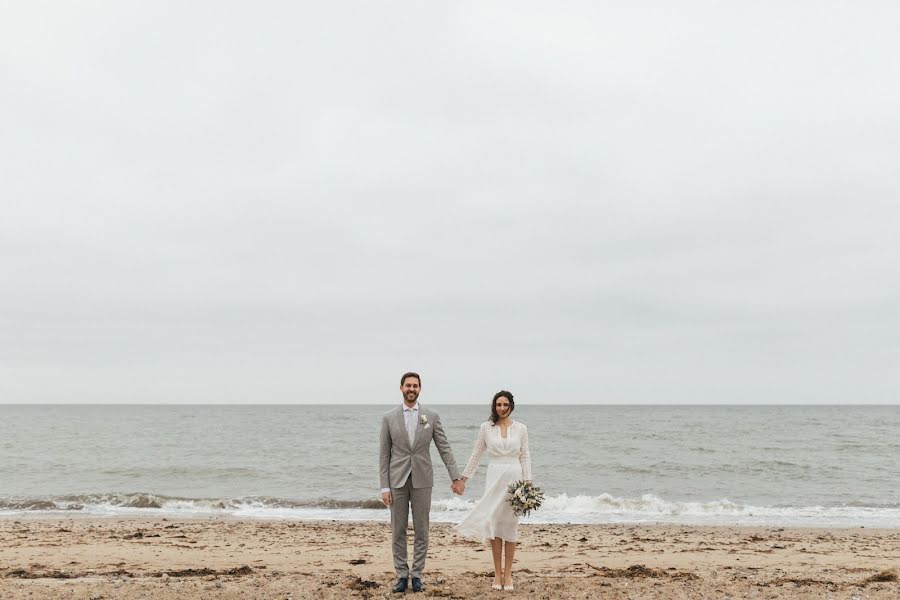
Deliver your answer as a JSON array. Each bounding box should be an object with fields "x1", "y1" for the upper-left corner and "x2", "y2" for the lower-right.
[{"x1": 489, "y1": 390, "x2": 515, "y2": 425}]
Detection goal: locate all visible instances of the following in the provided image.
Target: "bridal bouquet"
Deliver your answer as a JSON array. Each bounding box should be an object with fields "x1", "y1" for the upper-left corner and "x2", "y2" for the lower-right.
[{"x1": 506, "y1": 480, "x2": 544, "y2": 517}]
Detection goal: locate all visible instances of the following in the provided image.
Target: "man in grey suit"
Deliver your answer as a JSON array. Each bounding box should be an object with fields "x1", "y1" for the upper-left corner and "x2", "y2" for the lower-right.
[{"x1": 380, "y1": 372, "x2": 463, "y2": 593}]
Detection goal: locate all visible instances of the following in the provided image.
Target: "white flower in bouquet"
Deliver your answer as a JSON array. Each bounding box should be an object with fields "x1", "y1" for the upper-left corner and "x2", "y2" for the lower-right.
[{"x1": 506, "y1": 480, "x2": 545, "y2": 517}]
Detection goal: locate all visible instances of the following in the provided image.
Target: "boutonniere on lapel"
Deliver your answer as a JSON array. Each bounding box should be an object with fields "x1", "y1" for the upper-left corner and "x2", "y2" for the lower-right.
[{"x1": 420, "y1": 415, "x2": 429, "y2": 428}]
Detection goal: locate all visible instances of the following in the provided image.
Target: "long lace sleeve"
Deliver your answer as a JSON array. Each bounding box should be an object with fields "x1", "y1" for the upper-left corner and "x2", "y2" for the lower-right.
[
  {"x1": 519, "y1": 423, "x2": 532, "y2": 481},
  {"x1": 462, "y1": 423, "x2": 487, "y2": 479}
]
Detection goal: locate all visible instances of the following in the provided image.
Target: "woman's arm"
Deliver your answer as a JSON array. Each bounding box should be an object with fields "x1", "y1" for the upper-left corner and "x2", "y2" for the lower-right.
[
  {"x1": 519, "y1": 423, "x2": 532, "y2": 481},
  {"x1": 461, "y1": 423, "x2": 488, "y2": 480}
]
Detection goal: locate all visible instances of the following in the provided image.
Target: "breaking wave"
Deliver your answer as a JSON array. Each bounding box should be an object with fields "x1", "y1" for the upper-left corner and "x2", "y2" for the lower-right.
[{"x1": 2, "y1": 492, "x2": 899, "y2": 527}]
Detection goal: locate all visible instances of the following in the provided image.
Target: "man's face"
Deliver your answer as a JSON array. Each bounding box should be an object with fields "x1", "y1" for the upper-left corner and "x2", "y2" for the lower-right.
[{"x1": 401, "y1": 377, "x2": 420, "y2": 405}]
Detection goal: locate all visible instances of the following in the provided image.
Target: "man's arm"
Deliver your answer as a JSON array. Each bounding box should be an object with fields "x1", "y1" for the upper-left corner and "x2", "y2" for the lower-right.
[
  {"x1": 379, "y1": 416, "x2": 393, "y2": 506},
  {"x1": 431, "y1": 412, "x2": 461, "y2": 481}
]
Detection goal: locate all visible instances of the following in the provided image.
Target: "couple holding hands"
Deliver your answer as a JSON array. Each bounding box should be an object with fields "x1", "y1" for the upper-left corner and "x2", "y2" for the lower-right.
[{"x1": 379, "y1": 372, "x2": 532, "y2": 593}]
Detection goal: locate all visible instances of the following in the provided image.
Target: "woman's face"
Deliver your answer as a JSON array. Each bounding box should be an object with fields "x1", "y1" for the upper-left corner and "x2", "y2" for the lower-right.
[{"x1": 495, "y1": 397, "x2": 511, "y2": 418}]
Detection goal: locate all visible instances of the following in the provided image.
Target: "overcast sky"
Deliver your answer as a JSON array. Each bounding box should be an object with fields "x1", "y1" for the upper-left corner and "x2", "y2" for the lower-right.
[{"x1": 2, "y1": 2, "x2": 899, "y2": 404}]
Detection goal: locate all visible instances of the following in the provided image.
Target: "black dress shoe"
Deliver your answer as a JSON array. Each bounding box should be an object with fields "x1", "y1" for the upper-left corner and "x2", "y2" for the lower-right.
[
  {"x1": 392, "y1": 577, "x2": 408, "y2": 593},
  {"x1": 411, "y1": 577, "x2": 424, "y2": 592}
]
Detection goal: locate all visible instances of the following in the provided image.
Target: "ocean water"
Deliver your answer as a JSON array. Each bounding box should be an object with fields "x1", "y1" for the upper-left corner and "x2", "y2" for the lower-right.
[{"x1": 1, "y1": 405, "x2": 898, "y2": 527}]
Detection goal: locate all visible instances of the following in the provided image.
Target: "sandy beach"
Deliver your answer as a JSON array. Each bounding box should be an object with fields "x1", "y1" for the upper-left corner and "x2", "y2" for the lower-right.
[{"x1": 1, "y1": 518, "x2": 898, "y2": 599}]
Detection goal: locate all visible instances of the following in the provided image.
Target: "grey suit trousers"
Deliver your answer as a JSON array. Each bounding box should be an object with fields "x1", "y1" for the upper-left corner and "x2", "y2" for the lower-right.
[{"x1": 391, "y1": 477, "x2": 432, "y2": 579}]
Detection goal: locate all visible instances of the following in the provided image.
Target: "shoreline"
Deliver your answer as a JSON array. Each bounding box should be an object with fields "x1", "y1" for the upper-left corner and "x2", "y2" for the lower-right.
[
  {"x1": 2, "y1": 512, "x2": 899, "y2": 529},
  {"x1": 5, "y1": 489, "x2": 900, "y2": 529},
  {"x1": 2, "y1": 518, "x2": 898, "y2": 599},
  {"x1": 3, "y1": 510, "x2": 900, "y2": 529}
]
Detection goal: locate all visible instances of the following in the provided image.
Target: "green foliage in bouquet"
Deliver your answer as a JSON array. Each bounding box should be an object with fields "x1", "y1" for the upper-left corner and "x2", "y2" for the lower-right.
[{"x1": 506, "y1": 480, "x2": 545, "y2": 517}]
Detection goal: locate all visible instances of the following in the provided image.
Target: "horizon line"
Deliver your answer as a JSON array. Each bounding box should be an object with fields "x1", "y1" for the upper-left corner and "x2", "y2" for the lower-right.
[{"x1": 1, "y1": 403, "x2": 898, "y2": 407}]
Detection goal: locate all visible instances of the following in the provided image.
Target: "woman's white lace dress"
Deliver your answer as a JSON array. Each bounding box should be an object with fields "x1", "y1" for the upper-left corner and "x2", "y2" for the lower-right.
[{"x1": 454, "y1": 420, "x2": 532, "y2": 543}]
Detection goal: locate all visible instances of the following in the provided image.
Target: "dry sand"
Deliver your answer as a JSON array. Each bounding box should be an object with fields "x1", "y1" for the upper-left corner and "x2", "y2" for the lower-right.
[{"x1": 1, "y1": 518, "x2": 898, "y2": 599}]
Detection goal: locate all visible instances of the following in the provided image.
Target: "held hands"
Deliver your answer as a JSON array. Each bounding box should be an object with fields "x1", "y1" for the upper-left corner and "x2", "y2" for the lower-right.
[
  {"x1": 451, "y1": 478, "x2": 467, "y2": 496},
  {"x1": 381, "y1": 491, "x2": 393, "y2": 507}
]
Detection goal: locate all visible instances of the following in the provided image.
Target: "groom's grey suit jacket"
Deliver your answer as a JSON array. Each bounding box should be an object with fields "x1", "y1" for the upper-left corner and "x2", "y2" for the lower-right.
[{"x1": 379, "y1": 405, "x2": 461, "y2": 489}]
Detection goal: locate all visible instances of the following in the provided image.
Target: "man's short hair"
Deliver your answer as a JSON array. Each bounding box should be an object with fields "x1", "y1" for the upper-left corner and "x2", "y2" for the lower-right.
[{"x1": 401, "y1": 372, "x2": 421, "y2": 386}]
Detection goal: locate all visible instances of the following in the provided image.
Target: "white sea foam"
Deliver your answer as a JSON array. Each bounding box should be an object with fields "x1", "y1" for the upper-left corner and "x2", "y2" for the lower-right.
[
  {"x1": 3, "y1": 492, "x2": 899, "y2": 527},
  {"x1": 434, "y1": 493, "x2": 900, "y2": 527}
]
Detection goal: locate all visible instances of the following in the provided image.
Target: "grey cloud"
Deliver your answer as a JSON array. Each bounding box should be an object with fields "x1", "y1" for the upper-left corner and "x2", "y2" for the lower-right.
[{"x1": 2, "y1": 1, "x2": 899, "y2": 404}]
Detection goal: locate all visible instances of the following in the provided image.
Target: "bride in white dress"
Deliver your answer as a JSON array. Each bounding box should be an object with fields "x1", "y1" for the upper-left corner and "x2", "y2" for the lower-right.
[{"x1": 455, "y1": 390, "x2": 531, "y2": 592}]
